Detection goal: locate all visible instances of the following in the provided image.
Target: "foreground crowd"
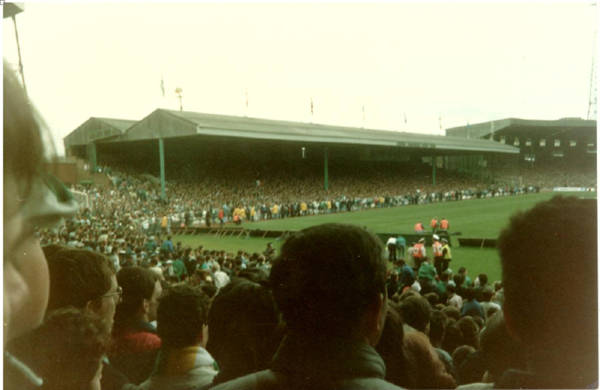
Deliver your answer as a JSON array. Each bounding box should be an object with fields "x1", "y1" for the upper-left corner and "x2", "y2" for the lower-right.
[{"x1": 5, "y1": 63, "x2": 597, "y2": 390}]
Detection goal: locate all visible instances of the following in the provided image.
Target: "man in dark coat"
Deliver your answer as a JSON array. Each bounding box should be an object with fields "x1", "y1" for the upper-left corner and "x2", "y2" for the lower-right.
[{"x1": 211, "y1": 223, "x2": 404, "y2": 390}]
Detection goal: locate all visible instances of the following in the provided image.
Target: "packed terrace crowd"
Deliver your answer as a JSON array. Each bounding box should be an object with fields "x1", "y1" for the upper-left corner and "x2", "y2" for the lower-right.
[{"x1": 66, "y1": 164, "x2": 545, "y2": 234}]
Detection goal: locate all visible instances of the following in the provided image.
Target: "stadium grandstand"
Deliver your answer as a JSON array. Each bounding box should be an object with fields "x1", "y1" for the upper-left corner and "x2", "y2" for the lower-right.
[
  {"x1": 446, "y1": 117, "x2": 597, "y2": 189},
  {"x1": 64, "y1": 109, "x2": 519, "y2": 194}
]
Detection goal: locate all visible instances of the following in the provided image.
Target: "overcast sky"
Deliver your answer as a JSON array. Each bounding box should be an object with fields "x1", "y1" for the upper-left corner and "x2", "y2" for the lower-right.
[{"x1": 2, "y1": 1, "x2": 598, "y2": 155}]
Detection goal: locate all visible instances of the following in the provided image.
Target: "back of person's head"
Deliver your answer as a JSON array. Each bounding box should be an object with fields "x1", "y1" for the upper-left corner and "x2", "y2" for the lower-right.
[
  {"x1": 456, "y1": 316, "x2": 480, "y2": 349},
  {"x1": 463, "y1": 286, "x2": 475, "y2": 301},
  {"x1": 403, "y1": 329, "x2": 457, "y2": 389},
  {"x1": 452, "y1": 345, "x2": 476, "y2": 371},
  {"x1": 477, "y1": 273, "x2": 488, "y2": 286},
  {"x1": 114, "y1": 267, "x2": 159, "y2": 327},
  {"x1": 481, "y1": 286, "x2": 494, "y2": 302},
  {"x1": 498, "y1": 196, "x2": 597, "y2": 387},
  {"x1": 157, "y1": 284, "x2": 210, "y2": 349},
  {"x1": 441, "y1": 319, "x2": 463, "y2": 356},
  {"x1": 453, "y1": 274, "x2": 465, "y2": 288},
  {"x1": 207, "y1": 278, "x2": 281, "y2": 385},
  {"x1": 237, "y1": 267, "x2": 269, "y2": 284},
  {"x1": 42, "y1": 244, "x2": 67, "y2": 261},
  {"x1": 442, "y1": 305, "x2": 460, "y2": 321},
  {"x1": 20, "y1": 307, "x2": 109, "y2": 390},
  {"x1": 423, "y1": 292, "x2": 439, "y2": 306},
  {"x1": 429, "y1": 309, "x2": 448, "y2": 348},
  {"x1": 45, "y1": 248, "x2": 115, "y2": 312},
  {"x1": 270, "y1": 223, "x2": 386, "y2": 339},
  {"x1": 398, "y1": 294, "x2": 431, "y2": 334},
  {"x1": 446, "y1": 283, "x2": 456, "y2": 295},
  {"x1": 440, "y1": 271, "x2": 450, "y2": 282},
  {"x1": 480, "y1": 311, "x2": 527, "y2": 381},
  {"x1": 375, "y1": 304, "x2": 410, "y2": 388}
]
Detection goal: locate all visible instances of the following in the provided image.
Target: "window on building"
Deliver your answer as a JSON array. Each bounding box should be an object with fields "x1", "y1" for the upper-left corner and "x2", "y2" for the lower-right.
[
  {"x1": 525, "y1": 139, "x2": 532, "y2": 146},
  {"x1": 539, "y1": 138, "x2": 546, "y2": 147},
  {"x1": 552, "y1": 151, "x2": 564, "y2": 158},
  {"x1": 554, "y1": 139, "x2": 561, "y2": 147},
  {"x1": 524, "y1": 154, "x2": 535, "y2": 162},
  {"x1": 514, "y1": 137, "x2": 520, "y2": 146},
  {"x1": 500, "y1": 136, "x2": 506, "y2": 144},
  {"x1": 570, "y1": 140, "x2": 577, "y2": 147}
]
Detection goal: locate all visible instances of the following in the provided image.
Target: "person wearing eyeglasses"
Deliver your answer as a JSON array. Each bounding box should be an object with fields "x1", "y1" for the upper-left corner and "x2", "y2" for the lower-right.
[
  {"x1": 8, "y1": 247, "x2": 131, "y2": 390},
  {"x1": 4, "y1": 61, "x2": 79, "y2": 389}
]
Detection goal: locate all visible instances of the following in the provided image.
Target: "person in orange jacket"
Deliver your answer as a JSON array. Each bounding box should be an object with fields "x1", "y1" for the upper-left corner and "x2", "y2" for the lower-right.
[
  {"x1": 432, "y1": 234, "x2": 444, "y2": 275},
  {"x1": 440, "y1": 218, "x2": 450, "y2": 231},
  {"x1": 430, "y1": 217, "x2": 439, "y2": 232},
  {"x1": 414, "y1": 222, "x2": 425, "y2": 232}
]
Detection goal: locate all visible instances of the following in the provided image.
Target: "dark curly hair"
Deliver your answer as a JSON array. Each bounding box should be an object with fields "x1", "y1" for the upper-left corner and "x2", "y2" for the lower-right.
[{"x1": 27, "y1": 307, "x2": 110, "y2": 390}]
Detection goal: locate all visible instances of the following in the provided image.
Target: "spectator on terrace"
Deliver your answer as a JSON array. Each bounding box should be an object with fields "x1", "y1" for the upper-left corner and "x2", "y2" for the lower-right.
[
  {"x1": 473, "y1": 273, "x2": 488, "y2": 300},
  {"x1": 4, "y1": 61, "x2": 78, "y2": 389},
  {"x1": 212, "y1": 263, "x2": 231, "y2": 289},
  {"x1": 460, "y1": 287, "x2": 485, "y2": 320},
  {"x1": 479, "y1": 286, "x2": 501, "y2": 318},
  {"x1": 396, "y1": 258, "x2": 415, "y2": 292},
  {"x1": 429, "y1": 309, "x2": 455, "y2": 377},
  {"x1": 138, "y1": 285, "x2": 217, "y2": 390},
  {"x1": 211, "y1": 223, "x2": 401, "y2": 389},
  {"x1": 374, "y1": 304, "x2": 410, "y2": 387},
  {"x1": 161, "y1": 235, "x2": 175, "y2": 254},
  {"x1": 27, "y1": 247, "x2": 128, "y2": 390},
  {"x1": 417, "y1": 256, "x2": 437, "y2": 294},
  {"x1": 14, "y1": 308, "x2": 111, "y2": 390},
  {"x1": 403, "y1": 329, "x2": 457, "y2": 389},
  {"x1": 111, "y1": 267, "x2": 163, "y2": 384},
  {"x1": 207, "y1": 278, "x2": 282, "y2": 386},
  {"x1": 446, "y1": 283, "x2": 463, "y2": 310},
  {"x1": 397, "y1": 294, "x2": 431, "y2": 334},
  {"x1": 458, "y1": 266, "x2": 472, "y2": 288},
  {"x1": 496, "y1": 196, "x2": 597, "y2": 388}
]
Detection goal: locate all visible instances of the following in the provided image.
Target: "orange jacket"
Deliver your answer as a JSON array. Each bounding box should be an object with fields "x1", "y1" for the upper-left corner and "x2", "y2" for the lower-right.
[
  {"x1": 414, "y1": 223, "x2": 424, "y2": 232},
  {"x1": 412, "y1": 243, "x2": 425, "y2": 258},
  {"x1": 440, "y1": 219, "x2": 449, "y2": 229},
  {"x1": 432, "y1": 241, "x2": 443, "y2": 257}
]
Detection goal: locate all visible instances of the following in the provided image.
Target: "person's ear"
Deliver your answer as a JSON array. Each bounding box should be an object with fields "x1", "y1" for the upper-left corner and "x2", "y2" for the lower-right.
[
  {"x1": 365, "y1": 293, "x2": 386, "y2": 346},
  {"x1": 86, "y1": 299, "x2": 101, "y2": 315},
  {"x1": 143, "y1": 298, "x2": 150, "y2": 315},
  {"x1": 199, "y1": 324, "x2": 209, "y2": 348},
  {"x1": 501, "y1": 304, "x2": 521, "y2": 342}
]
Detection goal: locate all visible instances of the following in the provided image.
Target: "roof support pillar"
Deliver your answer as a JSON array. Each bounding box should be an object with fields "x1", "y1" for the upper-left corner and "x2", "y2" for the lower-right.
[
  {"x1": 87, "y1": 142, "x2": 97, "y2": 173},
  {"x1": 432, "y1": 154, "x2": 436, "y2": 186},
  {"x1": 324, "y1": 147, "x2": 329, "y2": 191},
  {"x1": 159, "y1": 138, "x2": 166, "y2": 200}
]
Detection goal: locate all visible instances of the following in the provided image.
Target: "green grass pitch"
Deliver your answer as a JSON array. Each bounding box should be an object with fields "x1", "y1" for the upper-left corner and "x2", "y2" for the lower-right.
[{"x1": 175, "y1": 192, "x2": 595, "y2": 285}]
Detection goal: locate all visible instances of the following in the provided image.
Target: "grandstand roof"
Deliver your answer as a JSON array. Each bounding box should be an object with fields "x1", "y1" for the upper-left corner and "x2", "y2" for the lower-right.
[
  {"x1": 445, "y1": 117, "x2": 597, "y2": 139},
  {"x1": 64, "y1": 117, "x2": 138, "y2": 148},
  {"x1": 116, "y1": 109, "x2": 518, "y2": 154}
]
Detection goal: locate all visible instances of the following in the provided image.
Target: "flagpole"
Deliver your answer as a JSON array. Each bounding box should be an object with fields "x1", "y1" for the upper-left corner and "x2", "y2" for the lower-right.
[{"x1": 362, "y1": 105, "x2": 365, "y2": 128}]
